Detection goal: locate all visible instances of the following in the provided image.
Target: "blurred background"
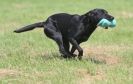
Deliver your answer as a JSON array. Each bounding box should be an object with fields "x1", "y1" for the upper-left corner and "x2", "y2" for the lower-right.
[{"x1": 0, "y1": 0, "x2": 133, "y2": 84}]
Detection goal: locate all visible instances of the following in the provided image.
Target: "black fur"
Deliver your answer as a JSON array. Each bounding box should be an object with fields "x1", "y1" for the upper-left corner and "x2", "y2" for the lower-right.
[{"x1": 14, "y1": 8, "x2": 114, "y2": 60}]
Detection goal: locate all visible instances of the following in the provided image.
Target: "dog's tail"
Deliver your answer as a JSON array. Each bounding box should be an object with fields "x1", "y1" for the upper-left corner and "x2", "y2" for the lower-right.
[{"x1": 14, "y1": 22, "x2": 44, "y2": 33}]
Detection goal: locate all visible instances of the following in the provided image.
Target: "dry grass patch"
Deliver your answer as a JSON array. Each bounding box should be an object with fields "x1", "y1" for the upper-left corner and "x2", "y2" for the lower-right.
[
  {"x1": 77, "y1": 69, "x2": 105, "y2": 84},
  {"x1": 82, "y1": 45, "x2": 127, "y2": 65},
  {"x1": 0, "y1": 69, "x2": 19, "y2": 78},
  {"x1": 87, "y1": 54, "x2": 119, "y2": 65},
  {"x1": 83, "y1": 45, "x2": 131, "y2": 53},
  {"x1": 115, "y1": 11, "x2": 133, "y2": 19}
]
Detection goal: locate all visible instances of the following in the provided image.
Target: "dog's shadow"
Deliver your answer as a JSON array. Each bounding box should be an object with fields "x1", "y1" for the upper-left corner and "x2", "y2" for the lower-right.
[
  {"x1": 83, "y1": 53, "x2": 119, "y2": 65},
  {"x1": 41, "y1": 52, "x2": 59, "y2": 60},
  {"x1": 41, "y1": 52, "x2": 77, "y2": 61},
  {"x1": 84, "y1": 56, "x2": 106, "y2": 64},
  {"x1": 41, "y1": 52, "x2": 71, "y2": 61},
  {"x1": 41, "y1": 52, "x2": 110, "y2": 65}
]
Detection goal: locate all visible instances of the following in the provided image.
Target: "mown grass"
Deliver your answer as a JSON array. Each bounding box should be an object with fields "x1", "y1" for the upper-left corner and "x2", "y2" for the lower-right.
[{"x1": 0, "y1": 0, "x2": 133, "y2": 84}]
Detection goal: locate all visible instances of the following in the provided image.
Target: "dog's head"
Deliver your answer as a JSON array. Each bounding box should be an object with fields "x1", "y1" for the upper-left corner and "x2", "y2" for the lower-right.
[{"x1": 85, "y1": 9, "x2": 114, "y2": 28}]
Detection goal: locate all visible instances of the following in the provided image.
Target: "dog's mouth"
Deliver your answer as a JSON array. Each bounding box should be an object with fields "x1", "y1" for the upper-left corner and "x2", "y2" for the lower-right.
[
  {"x1": 105, "y1": 27, "x2": 108, "y2": 29},
  {"x1": 107, "y1": 17, "x2": 114, "y2": 21},
  {"x1": 97, "y1": 18, "x2": 116, "y2": 29},
  {"x1": 105, "y1": 17, "x2": 114, "y2": 29}
]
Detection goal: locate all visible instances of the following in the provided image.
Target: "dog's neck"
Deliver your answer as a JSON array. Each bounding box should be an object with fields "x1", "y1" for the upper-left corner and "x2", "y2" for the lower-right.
[
  {"x1": 81, "y1": 15, "x2": 97, "y2": 30},
  {"x1": 79, "y1": 15, "x2": 98, "y2": 39},
  {"x1": 82, "y1": 15, "x2": 97, "y2": 25}
]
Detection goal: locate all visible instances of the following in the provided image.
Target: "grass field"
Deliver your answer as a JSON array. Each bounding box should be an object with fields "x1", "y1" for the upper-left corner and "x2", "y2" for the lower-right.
[{"x1": 0, "y1": 0, "x2": 133, "y2": 84}]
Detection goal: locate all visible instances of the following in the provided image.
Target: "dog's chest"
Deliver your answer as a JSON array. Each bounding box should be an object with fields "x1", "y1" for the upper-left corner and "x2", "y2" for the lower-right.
[
  {"x1": 78, "y1": 32, "x2": 89, "y2": 42},
  {"x1": 76, "y1": 26, "x2": 96, "y2": 42}
]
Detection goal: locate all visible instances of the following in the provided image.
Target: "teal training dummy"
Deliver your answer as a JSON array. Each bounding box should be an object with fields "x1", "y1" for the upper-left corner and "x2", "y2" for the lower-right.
[{"x1": 97, "y1": 18, "x2": 116, "y2": 28}]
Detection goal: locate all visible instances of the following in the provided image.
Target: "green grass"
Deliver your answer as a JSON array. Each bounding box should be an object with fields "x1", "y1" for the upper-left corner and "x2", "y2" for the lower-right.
[{"x1": 0, "y1": 0, "x2": 133, "y2": 84}]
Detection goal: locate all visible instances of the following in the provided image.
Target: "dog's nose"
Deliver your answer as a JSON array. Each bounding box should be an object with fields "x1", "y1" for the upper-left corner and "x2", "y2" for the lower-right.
[{"x1": 110, "y1": 17, "x2": 114, "y2": 20}]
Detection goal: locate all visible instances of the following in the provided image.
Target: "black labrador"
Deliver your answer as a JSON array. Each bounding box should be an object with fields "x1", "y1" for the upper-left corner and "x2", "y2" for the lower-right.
[{"x1": 14, "y1": 8, "x2": 114, "y2": 60}]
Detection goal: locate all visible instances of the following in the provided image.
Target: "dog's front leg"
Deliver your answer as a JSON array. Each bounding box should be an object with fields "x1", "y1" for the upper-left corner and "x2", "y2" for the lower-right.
[{"x1": 69, "y1": 38, "x2": 83, "y2": 60}]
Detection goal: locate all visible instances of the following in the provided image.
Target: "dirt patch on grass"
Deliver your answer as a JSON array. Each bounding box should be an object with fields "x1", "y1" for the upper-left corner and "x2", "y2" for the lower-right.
[
  {"x1": 87, "y1": 54, "x2": 119, "y2": 65},
  {"x1": 0, "y1": 69, "x2": 19, "y2": 78},
  {"x1": 83, "y1": 45, "x2": 130, "y2": 53},
  {"x1": 82, "y1": 45, "x2": 124, "y2": 65},
  {"x1": 77, "y1": 69, "x2": 105, "y2": 84}
]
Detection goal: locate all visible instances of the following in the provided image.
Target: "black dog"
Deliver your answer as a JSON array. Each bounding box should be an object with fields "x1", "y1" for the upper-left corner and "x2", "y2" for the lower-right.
[{"x1": 14, "y1": 8, "x2": 114, "y2": 59}]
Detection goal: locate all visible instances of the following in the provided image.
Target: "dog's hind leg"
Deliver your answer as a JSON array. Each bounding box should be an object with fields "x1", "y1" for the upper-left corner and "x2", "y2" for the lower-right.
[
  {"x1": 70, "y1": 42, "x2": 81, "y2": 57},
  {"x1": 63, "y1": 39, "x2": 77, "y2": 58},
  {"x1": 62, "y1": 40, "x2": 70, "y2": 58},
  {"x1": 69, "y1": 38, "x2": 83, "y2": 60},
  {"x1": 44, "y1": 27, "x2": 71, "y2": 58}
]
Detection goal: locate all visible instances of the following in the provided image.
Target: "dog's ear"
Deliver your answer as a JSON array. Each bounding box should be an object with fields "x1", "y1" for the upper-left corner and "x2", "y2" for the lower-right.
[{"x1": 87, "y1": 10, "x2": 98, "y2": 17}]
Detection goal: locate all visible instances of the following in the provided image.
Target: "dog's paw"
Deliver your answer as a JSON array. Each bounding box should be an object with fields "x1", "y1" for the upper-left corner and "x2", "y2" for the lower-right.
[{"x1": 71, "y1": 53, "x2": 77, "y2": 58}]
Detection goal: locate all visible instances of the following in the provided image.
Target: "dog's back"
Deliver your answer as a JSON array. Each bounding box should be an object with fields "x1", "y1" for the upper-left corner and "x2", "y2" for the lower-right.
[
  {"x1": 49, "y1": 13, "x2": 73, "y2": 28},
  {"x1": 46, "y1": 13, "x2": 81, "y2": 35}
]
